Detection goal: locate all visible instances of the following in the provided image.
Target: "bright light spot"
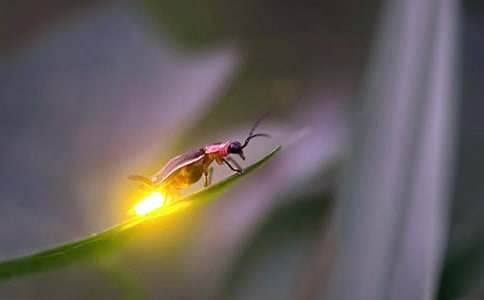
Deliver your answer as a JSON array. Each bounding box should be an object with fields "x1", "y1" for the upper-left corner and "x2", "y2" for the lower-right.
[{"x1": 132, "y1": 191, "x2": 166, "y2": 216}]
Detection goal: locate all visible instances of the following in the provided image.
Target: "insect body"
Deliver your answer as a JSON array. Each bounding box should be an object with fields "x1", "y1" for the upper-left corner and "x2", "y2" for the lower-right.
[{"x1": 129, "y1": 118, "x2": 270, "y2": 197}]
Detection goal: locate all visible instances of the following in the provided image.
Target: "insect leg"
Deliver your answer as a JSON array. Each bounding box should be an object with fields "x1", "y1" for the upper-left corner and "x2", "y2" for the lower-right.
[
  {"x1": 222, "y1": 158, "x2": 243, "y2": 174},
  {"x1": 226, "y1": 157, "x2": 243, "y2": 171},
  {"x1": 203, "y1": 167, "x2": 214, "y2": 187}
]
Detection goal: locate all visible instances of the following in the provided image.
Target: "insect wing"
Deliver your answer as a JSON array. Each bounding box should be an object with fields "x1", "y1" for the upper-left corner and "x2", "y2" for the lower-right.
[{"x1": 153, "y1": 148, "x2": 205, "y2": 183}]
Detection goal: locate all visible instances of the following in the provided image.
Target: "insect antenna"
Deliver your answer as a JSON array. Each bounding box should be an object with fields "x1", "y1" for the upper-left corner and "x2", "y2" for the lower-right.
[{"x1": 242, "y1": 114, "x2": 271, "y2": 148}]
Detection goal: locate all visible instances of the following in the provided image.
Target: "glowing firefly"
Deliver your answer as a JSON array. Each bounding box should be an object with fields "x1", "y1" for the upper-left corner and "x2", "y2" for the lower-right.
[
  {"x1": 128, "y1": 117, "x2": 270, "y2": 195},
  {"x1": 132, "y1": 191, "x2": 166, "y2": 216}
]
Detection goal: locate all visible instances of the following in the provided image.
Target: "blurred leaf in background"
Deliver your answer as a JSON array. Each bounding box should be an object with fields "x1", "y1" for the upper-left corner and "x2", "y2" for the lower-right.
[
  {"x1": 438, "y1": 1, "x2": 484, "y2": 299},
  {"x1": 326, "y1": 0, "x2": 459, "y2": 299}
]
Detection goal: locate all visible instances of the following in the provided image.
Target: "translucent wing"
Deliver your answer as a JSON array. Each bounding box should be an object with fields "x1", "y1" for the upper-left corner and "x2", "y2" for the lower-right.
[{"x1": 153, "y1": 148, "x2": 205, "y2": 183}]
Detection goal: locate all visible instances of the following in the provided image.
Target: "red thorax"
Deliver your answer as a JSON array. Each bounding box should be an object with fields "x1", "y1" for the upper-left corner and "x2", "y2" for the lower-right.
[{"x1": 204, "y1": 142, "x2": 230, "y2": 157}]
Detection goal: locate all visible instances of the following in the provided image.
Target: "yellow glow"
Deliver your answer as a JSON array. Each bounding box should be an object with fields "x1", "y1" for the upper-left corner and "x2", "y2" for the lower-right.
[{"x1": 132, "y1": 191, "x2": 166, "y2": 216}]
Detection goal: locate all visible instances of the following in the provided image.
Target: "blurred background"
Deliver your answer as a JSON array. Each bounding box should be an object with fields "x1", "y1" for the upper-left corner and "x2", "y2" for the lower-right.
[{"x1": 0, "y1": 0, "x2": 481, "y2": 299}]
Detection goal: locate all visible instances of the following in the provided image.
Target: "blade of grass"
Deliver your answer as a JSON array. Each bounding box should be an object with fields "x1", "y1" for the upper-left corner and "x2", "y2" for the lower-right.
[{"x1": 0, "y1": 146, "x2": 281, "y2": 282}]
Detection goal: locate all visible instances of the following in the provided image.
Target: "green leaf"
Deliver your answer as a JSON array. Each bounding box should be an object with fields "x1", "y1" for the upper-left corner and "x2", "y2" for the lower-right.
[{"x1": 0, "y1": 146, "x2": 281, "y2": 282}]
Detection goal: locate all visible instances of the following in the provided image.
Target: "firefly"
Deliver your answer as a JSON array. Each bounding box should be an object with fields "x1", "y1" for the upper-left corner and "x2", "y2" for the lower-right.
[{"x1": 128, "y1": 117, "x2": 270, "y2": 202}]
